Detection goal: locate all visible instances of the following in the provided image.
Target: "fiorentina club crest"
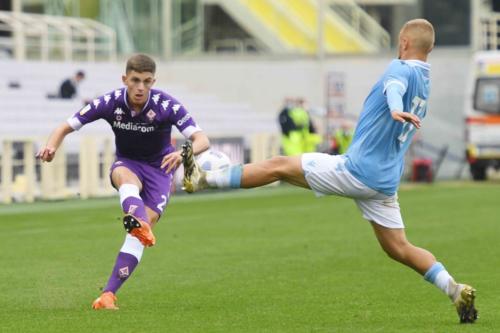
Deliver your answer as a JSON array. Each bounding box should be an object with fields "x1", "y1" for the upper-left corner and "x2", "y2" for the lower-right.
[
  {"x1": 146, "y1": 109, "x2": 156, "y2": 122},
  {"x1": 119, "y1": 266, "x2": 130, "y2": 279},
  {"x1": 128, "y1": 205, "x2": 138, "y2": 215}
]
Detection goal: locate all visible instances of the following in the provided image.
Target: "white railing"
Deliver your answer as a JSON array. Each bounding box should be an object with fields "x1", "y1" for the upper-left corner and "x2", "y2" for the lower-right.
[
  {"x1": 0, "y1": 11, "x2": 116, "y2": 61},
  {"x1": 327, "y1": 0, "x2": 390, "y2": 49}
]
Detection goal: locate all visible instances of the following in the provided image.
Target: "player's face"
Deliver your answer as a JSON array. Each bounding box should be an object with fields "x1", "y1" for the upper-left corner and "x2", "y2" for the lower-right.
[{"x1": 122, "y1": 71, "x2": 156, "y2": 107}]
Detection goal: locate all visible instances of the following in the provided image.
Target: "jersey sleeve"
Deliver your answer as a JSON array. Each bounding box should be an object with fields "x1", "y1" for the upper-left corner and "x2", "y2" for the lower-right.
[
  {"x1": 382, "y1": 60, "x2": 410, "y2": 96},
  {"x1": 67, "y1": 95, "x2": 112, "y2": 130},
  {"x1": 167, "y1": 98, "x2": 202, "y2": 139},
  {"x1": 385, "y1": 84, "x2": 405, "y2": 112}
]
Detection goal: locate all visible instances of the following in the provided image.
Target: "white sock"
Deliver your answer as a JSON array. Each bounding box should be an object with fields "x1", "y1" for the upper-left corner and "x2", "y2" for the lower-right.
[
  {"x1": 424, "y1": 262, "x2": 458, "y2": 300},
  {"x1": 120, "y1": 234, "x2": 145, "y2": 261},
  {"x1": 119, "y1": 184, "x2": 141, "y2": 204},
  {"x1": 435, "y1": 270, "x2": 458, "y2": 299},
  {"x1": 205, "y1": 165, "x2": 242, "y2": 188}
]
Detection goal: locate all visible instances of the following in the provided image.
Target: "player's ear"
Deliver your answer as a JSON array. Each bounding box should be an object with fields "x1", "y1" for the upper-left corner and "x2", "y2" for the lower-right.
[
  {"x1": 401, "y1": 36, "x2": 410, "y2": 51},
  {"x1": 122, "y1": 74, "x2": 127, "y2": 84}
]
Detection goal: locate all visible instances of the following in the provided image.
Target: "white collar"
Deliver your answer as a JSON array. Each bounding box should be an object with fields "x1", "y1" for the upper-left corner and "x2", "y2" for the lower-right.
[
  {"x1": 403, "y1": 59, "x2": 431, "y2": 70},
  {"x1": 123, "y1": 88, "x2": 151, "y2": 113}
]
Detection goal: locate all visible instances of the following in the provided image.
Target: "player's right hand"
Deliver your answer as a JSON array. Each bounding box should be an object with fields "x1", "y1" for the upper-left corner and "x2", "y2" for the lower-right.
[
  {"x1": 36, "y1": 147, "x2": 56, "y2": 162},
  {"x1": 391, "y1": 111, "x2": 421, "y2": 129}
]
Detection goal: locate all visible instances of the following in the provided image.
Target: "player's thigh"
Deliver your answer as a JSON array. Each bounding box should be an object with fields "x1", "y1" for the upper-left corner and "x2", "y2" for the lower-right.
[
  {"x1": 273, "y1": 155, "x2": 310, "y2": 188},
  {"x1": 111, "y1": 166, "x2": 143, "y2": 190},
  {"x1": 141, "y1": 168, "x2": 173, "y2": 218},
  {"x1": 302, "y1": 153, "x2": 374, "y2": 197}
]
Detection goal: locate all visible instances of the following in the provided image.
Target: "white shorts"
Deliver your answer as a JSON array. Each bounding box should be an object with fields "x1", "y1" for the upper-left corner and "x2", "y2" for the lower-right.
[{"x1": 301, "y1": 153, "x2": 404, "y2": 229}]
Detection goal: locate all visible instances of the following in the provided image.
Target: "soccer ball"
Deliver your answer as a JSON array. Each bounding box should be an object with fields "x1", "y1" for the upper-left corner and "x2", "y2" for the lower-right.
[
  {"x1": 195, "y1": 149, "x2": 231, "y2": 171},
  {"x1": 173, "y1": 149, "x2": 231, "y2": 188}
]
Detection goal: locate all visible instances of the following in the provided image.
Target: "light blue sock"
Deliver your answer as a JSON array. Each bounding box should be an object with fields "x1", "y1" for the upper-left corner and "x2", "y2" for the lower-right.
[
  {"x1": 206, "y1": 164, "x2": 243, "y2": 189},
  {"x1": 423, "y1": 262, "x2": 445, "y2": 283},
  {"x1": 229, "y1": 165, "x2": 242, "y2": 188},
  {"x1": 424, "y1": 262, "x2": 456, "y2": 298}
]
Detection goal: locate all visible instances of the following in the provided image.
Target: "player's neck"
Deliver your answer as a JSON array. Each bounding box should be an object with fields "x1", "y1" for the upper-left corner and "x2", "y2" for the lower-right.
[
  {"x1": 399, "y1": 52, "x2": 428, "y2": 63},
  {"x1": 126, "y1": 96, "x2": 146, "y2": 113}
]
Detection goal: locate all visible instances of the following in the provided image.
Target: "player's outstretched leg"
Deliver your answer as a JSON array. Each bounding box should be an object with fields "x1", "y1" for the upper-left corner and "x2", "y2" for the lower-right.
[
  {"x1": 372, "y1": 223, "x2": 477, "y2": 323},
  {"x1": 181, "y1": 140, "x2": 308, "y2": 193}
]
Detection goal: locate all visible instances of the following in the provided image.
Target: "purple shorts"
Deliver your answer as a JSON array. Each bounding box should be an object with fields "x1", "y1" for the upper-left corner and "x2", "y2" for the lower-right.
[{"x1": 110, "y1": 157, "x2": 174, "y2": 216}]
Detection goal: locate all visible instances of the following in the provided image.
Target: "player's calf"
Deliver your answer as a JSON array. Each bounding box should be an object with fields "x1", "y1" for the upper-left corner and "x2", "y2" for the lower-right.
[{"x1": 123, "y1": 214, "x2": 156, "y2": 247}]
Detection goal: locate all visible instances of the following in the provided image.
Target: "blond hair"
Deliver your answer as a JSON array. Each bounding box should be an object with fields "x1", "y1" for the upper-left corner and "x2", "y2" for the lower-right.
[{"x1": 400, "y1": 19, "x2": 435, "y2": 53}]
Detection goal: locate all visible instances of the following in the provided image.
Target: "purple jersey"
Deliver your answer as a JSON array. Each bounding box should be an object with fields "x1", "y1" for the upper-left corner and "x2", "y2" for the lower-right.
[{"x1": 67, "y1": 88, "x2": 201, "y2": 166}]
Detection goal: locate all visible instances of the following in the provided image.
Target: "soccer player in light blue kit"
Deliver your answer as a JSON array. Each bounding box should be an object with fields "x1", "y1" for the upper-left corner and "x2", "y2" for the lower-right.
[{"x1": 181, "y1": 19, "x2": 477, "y2": 323}]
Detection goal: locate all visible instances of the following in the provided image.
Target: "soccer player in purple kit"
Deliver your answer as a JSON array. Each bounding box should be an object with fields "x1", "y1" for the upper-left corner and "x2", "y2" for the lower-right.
[{"x1": 37, "y1": 54, "x2": 209, "y2": 310}]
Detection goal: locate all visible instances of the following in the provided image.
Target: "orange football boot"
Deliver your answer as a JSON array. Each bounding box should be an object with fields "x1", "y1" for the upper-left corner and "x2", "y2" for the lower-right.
[
  {"x1": 122, "y1": 214, "x2": 156, "y2": 247},
  {"x1": 92, "y1": 291, "x2": 118, "y2": 310}
]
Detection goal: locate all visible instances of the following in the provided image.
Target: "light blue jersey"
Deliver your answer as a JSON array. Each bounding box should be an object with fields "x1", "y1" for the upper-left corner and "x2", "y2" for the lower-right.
[{"x1": 345, "y1": 59, "x2": 430, "y2": 196}]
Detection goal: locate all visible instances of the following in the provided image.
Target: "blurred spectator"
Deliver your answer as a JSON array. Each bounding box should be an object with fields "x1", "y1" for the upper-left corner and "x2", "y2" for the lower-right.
[
  {"x1": 278, "y1": 97, "x2": 321, "y2": 156},
  {"x1": 278, "y1": 97, "x2": 297, "y2": 156},
  {"x1": 330, "y1": 122, "x2": 353, "y2": 155},
  {"x1": 278, "y1": 97, "x2": 295, "y2": 137},
  {"x1": 59, "y1": 70, "x2": 85, "y2": 99}
]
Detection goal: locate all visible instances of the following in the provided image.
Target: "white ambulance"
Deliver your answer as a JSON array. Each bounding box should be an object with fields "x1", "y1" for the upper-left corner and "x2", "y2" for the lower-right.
[{"x1": 466, "y1": 52, "x2": 500, "y2": 180}]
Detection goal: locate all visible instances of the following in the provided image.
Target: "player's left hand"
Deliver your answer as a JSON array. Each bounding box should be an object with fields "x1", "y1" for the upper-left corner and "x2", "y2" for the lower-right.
[{"x1": 161, "y1": 150, "x2": 182, "y2": 173}]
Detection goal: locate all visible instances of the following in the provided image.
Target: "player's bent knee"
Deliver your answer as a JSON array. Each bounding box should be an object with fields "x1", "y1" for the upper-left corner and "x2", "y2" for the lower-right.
[
  {"x1": 270, "y1": 156, "x2": 300, "y2": 177},
  {"x1": 381, "y1": 240, "x2": 412, "y2": 263}
]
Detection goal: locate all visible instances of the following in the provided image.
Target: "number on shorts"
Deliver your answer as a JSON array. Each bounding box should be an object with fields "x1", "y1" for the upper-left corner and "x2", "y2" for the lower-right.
[{"x1": 157, "y1": 195, "x2": 167, "y2": 212}]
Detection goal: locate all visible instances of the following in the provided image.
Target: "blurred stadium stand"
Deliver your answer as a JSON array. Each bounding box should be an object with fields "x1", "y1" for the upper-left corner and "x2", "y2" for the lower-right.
[
  {"x1": 203, "y1": 0, "x2": 389, "y2": 54},
  {"x1": 0, "y1": 0, "x2": 487, "y2": 203},
  {"x1": 0, "y1": 11, "x2": 116, "y2": 61},
  {"x1": 0, "y1": 59, "x2": 276, "y2": 142}
]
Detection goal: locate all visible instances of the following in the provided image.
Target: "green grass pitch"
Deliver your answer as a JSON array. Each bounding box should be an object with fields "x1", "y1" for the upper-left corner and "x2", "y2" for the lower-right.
[{"x1": 1, "y1": 182, "x2": 499, "y2": 332}]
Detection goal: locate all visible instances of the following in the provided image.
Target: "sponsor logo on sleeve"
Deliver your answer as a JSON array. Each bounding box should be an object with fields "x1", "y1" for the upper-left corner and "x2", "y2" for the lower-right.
[
  {"x1": 79, "y1": 104, "x2": 91, "y2": 116},
  {"x1": 104, "y1": 94, "x2": 111, "y2": 104},
  {"x1": 93, "y1": 98, "x2": 100, "y2": 108},
  {"x1": 114, "y1": 89, "x2": 122, "y2": 99},
  {"x1": 152, "y1": 93, "x2": 160, "y2": 104},
  {"x1": 177, "y1": 113, "x2": 192, "y2": 126},
  {"x1": 172, "y1": 104, "x2": 181, "y2": 115},
  {"x1": 161, "y1": 100, "x2": 170, "y2": 111}
]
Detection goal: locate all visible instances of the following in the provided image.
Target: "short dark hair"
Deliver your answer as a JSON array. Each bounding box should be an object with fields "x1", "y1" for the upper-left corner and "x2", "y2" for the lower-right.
[
  {"x1": 76, "y1": 70, "x2": 85, "y2": 78},
  {"x1": 126, "y1": 54, "x2": 156, "y2": 74}
]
